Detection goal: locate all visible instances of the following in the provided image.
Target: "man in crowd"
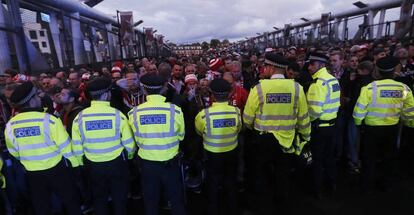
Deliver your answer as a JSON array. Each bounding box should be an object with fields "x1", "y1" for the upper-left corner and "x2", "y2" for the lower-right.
[
  {"x1": 347, "y1": 61, "x2": 374, "y2": 173},
  {"x1": 111, "y1": 70, "x2": 146, "y2": 115},
  {"x1": 394, "y1": 47, "x2": 414, "y2": 90},
  {"x1": 329, "y1": 51, "x2": 351, "y2": 165},
  {"x1": 223, "y1": 72, "x2": 248, "y2": 114},
  {"x1": 68, "y1": 71, "x2": 81, "y2": 90},
  {"x1": 171, "y1": 64, "x2": 185, "y2": 95},
  {"x1": 184, "y1": 64, "x2": 196, "y2": 76}
]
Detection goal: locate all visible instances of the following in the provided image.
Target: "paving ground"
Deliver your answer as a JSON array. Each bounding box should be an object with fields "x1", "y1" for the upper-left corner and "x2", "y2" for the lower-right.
[{"x1": 127, "y1": 166, "x2": 414, "y2": 215}]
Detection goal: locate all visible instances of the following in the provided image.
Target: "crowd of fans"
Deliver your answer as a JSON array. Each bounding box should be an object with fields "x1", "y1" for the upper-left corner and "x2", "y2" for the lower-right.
[{"x1": 0, "y1": 37, "x2": 414, "y2": 214}]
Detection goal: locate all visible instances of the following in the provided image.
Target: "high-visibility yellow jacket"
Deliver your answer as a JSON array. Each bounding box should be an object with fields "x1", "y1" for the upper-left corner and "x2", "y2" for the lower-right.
[
  {"x1": 5, "y1": 111, "x2": 80, "y2": 171},
  {"x1": 72, "y1": 101, "x2": 136, "y2": 163},
  {"x1": 195, "y1": 102, "x2": 242, "y2": 153},
  {"x1": 0, "y1": 157, "x2": 4, "y2": 188},
  {"x1": 307, "y1": 67, "x2": 341, "y2": 123},
  {"x1": 128, "y1": 95, "x2": 185, "y2": 161},
  {"x1": 353, "y1": 79, "x2": 414, "y2": 127},
  {"x1": 243, "y1": 77, "x2": 311, "y2": 149}
]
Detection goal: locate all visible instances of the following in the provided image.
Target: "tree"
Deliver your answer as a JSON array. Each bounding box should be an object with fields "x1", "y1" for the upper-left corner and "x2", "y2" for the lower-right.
[
  {"x1": 201, "y1": 41, "x2": 209, "y2": 51},
  {"x1": 210, "y1": 39, "x2": 221, "y2": 49},
  {"x1": 222, "y1": 39, "x2": 230, "y2": 45}
]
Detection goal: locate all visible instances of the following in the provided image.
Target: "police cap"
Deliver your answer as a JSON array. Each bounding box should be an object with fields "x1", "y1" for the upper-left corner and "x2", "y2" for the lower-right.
[
  {"x1": 86, "y1": 77, "x2": 112, "y2": 96},
  {"x1": 264, "y1": 53, "x2": 289, "y2": 70},
  {"x1": 308, "y1": 52, "x2": 329, "y2": 64},
  {"x1": 209, "y1": 78, "x2": 232, "y2": 95},
  {"x1": 10, "y1": 81, "x2": 37, "y2": 106},
  {"x1": 376, "y1": 56, "x2": 399, "y2": 73},
  {"x1": 140, "y1": 73, "x2": 166, "y2": 90}
]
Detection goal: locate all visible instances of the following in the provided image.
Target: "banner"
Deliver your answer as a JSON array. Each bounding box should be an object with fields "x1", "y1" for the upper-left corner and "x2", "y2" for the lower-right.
[
  {"x1": 120, "y1": 11, "x2": 133, "y2": 46},
  {"x1": 284, "y1": 24, "x2": 291, "y2": 37},
  {"x1": 320, "y1": 13, "x2": 331, "y2": 36},
  {"x1": 156, "y1": 34, "x2": 164, "y2": 46},
  {"x1": 144, "y1": 28, "x2": 154, "y2": 46}
]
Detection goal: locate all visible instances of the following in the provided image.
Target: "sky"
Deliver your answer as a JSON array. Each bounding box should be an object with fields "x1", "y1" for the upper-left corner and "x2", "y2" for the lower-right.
[{"x1": 95, "y1": 0, "x2": 399, "y2": 44}]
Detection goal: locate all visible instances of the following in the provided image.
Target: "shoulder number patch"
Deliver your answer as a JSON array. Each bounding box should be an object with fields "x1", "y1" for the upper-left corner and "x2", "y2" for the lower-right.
[
  {"x1": 266, "y1": 93, "x2": 292, "y2": 104},
  {"x1": 14, "y1": 126, "x2": 41, "y2": 138},
  {"x1": 140, "y1": 114, "x2": 167, "y2": 125},
  {"x1": 332, "y1": 83, "x2": 340, "y2": 92},
  {"x1": 85, "y1": 120, "x2": 113, "y2": 131}
]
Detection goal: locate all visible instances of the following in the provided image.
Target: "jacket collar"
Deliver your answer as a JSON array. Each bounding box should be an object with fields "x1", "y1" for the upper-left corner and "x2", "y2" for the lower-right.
[
  {"x1": 19, "y1": 107, "x2": 44, "y2": 113},
  {"x1": 312, "y1": 67, "x2": 328, "y2": 80},
  {"x1": 146, "y1": 94, "x2": 166, "y2": 102}
]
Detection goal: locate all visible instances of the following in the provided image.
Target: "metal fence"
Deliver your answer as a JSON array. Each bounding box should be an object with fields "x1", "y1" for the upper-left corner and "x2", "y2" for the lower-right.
[
  {"x1": 233, "y1": 0, "x2": 414, "y2": 52},
  {"x1": 0, "y1": 0, "x2": 172, "y2": 74}
]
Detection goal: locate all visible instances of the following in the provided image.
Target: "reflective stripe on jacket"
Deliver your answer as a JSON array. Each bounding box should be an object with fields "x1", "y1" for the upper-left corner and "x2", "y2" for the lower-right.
[
  {"x1": 195, "y1": 102, "x2": 242, "y2": 153},
  {"x1": 353, "y1": 79, "x2": 414, "y2": 127},
  {"x1": 307, "y1": 67, "x2": 341, "y2": 122},
  {"x1": 72, "y1": 101, "x2": 136, "y2": 163},
  {"x1": 128, "y1": 95, "x2": 185, "y2": 161},
  {"x1": 244, "y1": 78, "x2": 311, "y2": 148},
  {"x1": 5, "y1": 112, "x2": 79, "y2": 171}
]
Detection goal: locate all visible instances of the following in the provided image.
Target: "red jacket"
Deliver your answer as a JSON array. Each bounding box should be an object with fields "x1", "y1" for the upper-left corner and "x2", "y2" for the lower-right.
[{"x1": 228, "y1": 85, "x2": 248, "y2": 114}]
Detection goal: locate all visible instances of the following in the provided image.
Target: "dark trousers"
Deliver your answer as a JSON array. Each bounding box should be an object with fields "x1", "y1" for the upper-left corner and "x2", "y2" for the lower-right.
[
  {"x1": 139, "y1": 157, "x2": 186, "y2": 215},
  {"x1": 205, "y1": 149, "x2": 238, "y2": 215},
  {"x1": 311, "y1": 125, "x2": 336, "y2": 194},
  {"x1": 252, "y1": 132, "x2": 294, "y2": 215},
  {"x1": 86, "y1": 156, "x2": 129, "y2": 215},
  {"x1": 0, "y1": 187, "x2": 13, "y2": 215},
  {"x1": 2, "y1": 155, "x2": 29, "y2": 213},
  {"x1": 399, "y1": 126, "x2": 414, "y2": 176},
  {"x1": 361, "y1": 125, "x2": 399, "y2": 192},
  {"x1": 25, "y1": 160, "x2": 81, "y2": 215},
  {"x1": 334, "y1": 110, "x2": 349, "y2": 159},
  {"x1": 73, "y1": 166, "x2": 92, "y2": 208}
]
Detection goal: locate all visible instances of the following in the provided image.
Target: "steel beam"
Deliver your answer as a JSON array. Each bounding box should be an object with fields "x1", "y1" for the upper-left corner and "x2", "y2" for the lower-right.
[
  {"x1": 0, "y1": 4, "x2": 11, "y2": 73},
  {"x1": 23, "y1": 0, "x2": 118, "y2": 26},
  {"x1": 70, "y1": 12, "x2": 86, "y2": 65},
  {"x1": 376, "y1": 9, "x2": 386, "y2": 39},
  {"x1": 49, "y1": 12, "x2": 63, "y2": 67}
]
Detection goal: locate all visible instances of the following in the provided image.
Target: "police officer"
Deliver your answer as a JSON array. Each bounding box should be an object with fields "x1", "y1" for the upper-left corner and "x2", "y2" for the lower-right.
[
  {"x1": 128, "y1": 73, "x2": 186, "y2": 215},
  {"x1": 195, "y1": 78, "x2": 242, "y2": 215},
  {"x1": 353, "y1": 56, "x2": 414, "y2": 192},
  {"x1": 244, "y1": 53, "x2": 311, "y2": 214},
  {"x1": 0, "y1": 154, "x2": 8, "y2": 214},
  {"x1": 72, "y1": 77, "x2": 136, "y2": 215},
  {"x1": 306, "y1": 52, "x2": 341, "y2": 198},
  {"x1": 5, "y1": 82, "x2": 81, "y2": 215}
]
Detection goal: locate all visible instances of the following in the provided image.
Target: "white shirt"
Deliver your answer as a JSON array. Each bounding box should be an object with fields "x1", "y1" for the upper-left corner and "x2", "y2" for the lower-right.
[{"x1": 271, "y1": 74, "x2": 285, "y2": 79}]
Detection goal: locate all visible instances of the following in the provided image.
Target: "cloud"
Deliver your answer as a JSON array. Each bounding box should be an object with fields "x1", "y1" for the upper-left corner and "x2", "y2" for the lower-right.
[{"x1": 95, "y1": 0, "x2": 394, "y2": 44}]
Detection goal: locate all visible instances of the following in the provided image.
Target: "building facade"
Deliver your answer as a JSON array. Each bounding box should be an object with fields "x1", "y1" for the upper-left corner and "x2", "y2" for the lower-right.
[{"x1": 173, "y1": 45, "x2": 203, "y2": 56}]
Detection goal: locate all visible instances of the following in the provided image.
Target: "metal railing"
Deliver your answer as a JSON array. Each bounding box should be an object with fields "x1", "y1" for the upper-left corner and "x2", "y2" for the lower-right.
[{"x1": 0, "y1": 0, "x2": 172, "y2": 74}]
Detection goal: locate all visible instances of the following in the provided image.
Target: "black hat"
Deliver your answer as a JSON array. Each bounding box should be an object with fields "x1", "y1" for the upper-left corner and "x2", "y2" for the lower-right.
[
  {"x1": 10, "y1": 81, "x2": 37, "y2": 106},
  {"x1": 264, "y1": 53, "x2": 289, "y2": 70},
  {"x1": 209, "y1": 78, "x2": 232, "y2": 95},
  {"x1": 4, "y1": 69, "x2": 18, "y2": 78},
  {"x1": 308, "y1": 52, "x2": 329, "y2": 64},
  {"x1": 140, "y1": 73, "x2": 165, "y2": 90},
  {"x1": 376, "y1": 56, "x2": 399, "y2": 73},
  {"x1": 373, "y1": 47, "x2": 385, "y2": 56},
  {"x1": 86, "y1": 77, "x2": 112, "y2": 96}
]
